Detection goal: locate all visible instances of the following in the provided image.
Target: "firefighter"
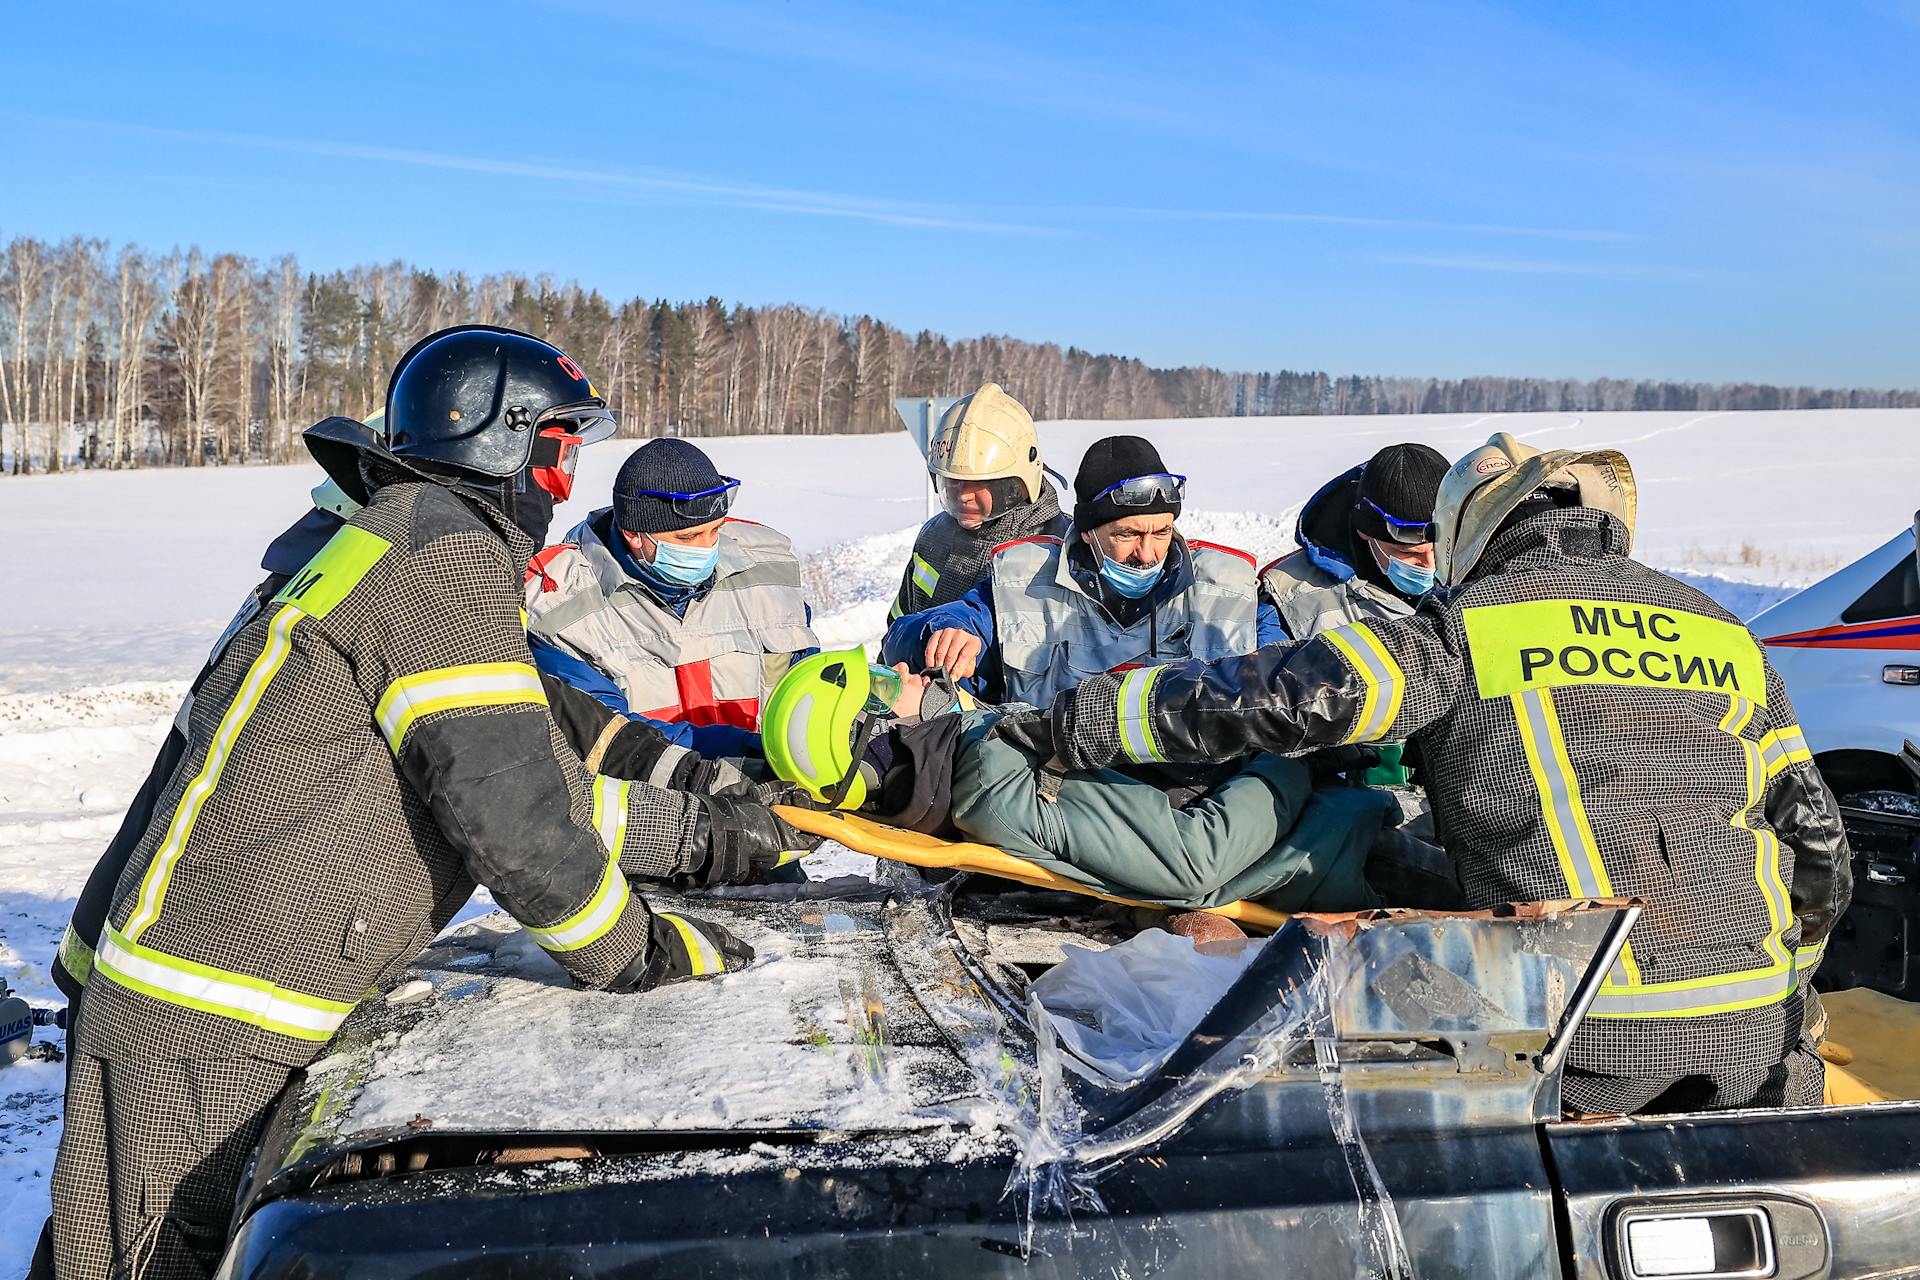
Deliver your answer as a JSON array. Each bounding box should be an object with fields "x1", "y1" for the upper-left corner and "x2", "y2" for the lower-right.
[
  {"x1": 1260, "y1": 442, "x2": 1450, "y2": 638},
  {"x1": 525, "y1": 437, "x2": 819, "y2": 758},
  {"x1": 882, "y1": 434, "x2": 1284, "y2": 706},
  {"x1": 44, "y1": 327, "x2": 805, "y2": 1280},
  {"x1": 887, "y1": 382, "x2": 1068, "y2": 625},
  {"x1": 1000, "y1": 431, "x2": 1853, "y2": 1114}
]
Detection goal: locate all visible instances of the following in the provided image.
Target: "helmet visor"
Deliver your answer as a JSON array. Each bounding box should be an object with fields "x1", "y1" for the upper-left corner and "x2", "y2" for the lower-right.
[
  {"x1": 1091, "y1": 472, "x2": 1187, "y2": 508},
  {"x1": 1360, "y1": 496, "x2": 1437, "y2": 546},
  {"x1": 935, "y1": 475, "x2": 1029, "y2": 524},
  {"x1": 535, "y1": 401, "x2": 617, "y2": 447},
  {"x1": 529, "y1": 426, "x2": 585, "y2": 502},
  {"x1": 627, "y1": 476, "x2": 742, "y2": 521}
]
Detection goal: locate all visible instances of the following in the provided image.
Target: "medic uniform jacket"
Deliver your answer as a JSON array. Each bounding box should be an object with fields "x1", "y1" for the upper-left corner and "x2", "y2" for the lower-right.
[
  {"x1": 1260, "y1": 465, "x2": 1417, "y2": 640},
  {"x1": 1054, "y1": 508, "x2": 1852, "y2": 1078},
  {"x1": 526, "y1": 510, "x2": 817, "y2": 736},
  {"x1": 76, "y1": 478, "x2": 711, "y2": 1068},
  {"x1": 884, "y1": 529, "x2": 1268, "y2": 708}
]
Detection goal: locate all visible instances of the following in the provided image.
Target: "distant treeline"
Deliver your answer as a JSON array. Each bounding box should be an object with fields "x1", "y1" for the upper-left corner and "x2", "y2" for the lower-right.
[{"x1": 2, "y1": 233, "x2": 1915, "y2": 474}]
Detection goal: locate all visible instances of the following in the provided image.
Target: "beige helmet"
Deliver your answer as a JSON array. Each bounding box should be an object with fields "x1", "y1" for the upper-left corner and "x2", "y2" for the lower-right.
[
  {"x1": 927, "y1": 382, "x2": 1044, "y2": 503},
  {"x1": 1432, "y1": 431, "x2": 1637, "y2": 585}
]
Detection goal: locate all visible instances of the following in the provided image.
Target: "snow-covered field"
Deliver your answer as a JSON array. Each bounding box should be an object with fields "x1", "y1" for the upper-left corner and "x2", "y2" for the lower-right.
[{"x1": 2, "y1": 407, "x2": 1916, "y2": 1274}]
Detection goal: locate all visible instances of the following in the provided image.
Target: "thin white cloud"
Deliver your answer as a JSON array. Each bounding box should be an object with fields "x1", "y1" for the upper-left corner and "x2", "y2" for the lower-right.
[
  {"x1": 1058, "y1": 206, "x2": 1636, "y2": 243},
  {"x1": 1375, "y1": 253, "x2": 1708, "y2": 280},
  {"x1": 0, "y1": 111, "x2": 1060, "y2": 236},
  {"x1": 0, "y1": 111, "x2": 1645, "y2": 247}
]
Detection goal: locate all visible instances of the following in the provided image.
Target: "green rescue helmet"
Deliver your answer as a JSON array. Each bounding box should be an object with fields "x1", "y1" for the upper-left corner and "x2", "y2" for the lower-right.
[{"x1": 761, "y1": 650, "x2": 905, "y2": 810}]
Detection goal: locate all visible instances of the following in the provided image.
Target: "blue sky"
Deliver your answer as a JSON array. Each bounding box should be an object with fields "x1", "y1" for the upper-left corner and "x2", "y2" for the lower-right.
[{"x1": 3, "y1": 0, "x2": 1917, "y2": 386}]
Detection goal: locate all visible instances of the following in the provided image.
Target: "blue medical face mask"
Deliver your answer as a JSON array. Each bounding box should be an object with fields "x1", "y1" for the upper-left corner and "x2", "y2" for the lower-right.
[
  {"x1": 1099, "y1": 554, "x2": 1165, "y2": 599},
  {"x1": 645, "y1": 536, "x2": 720, "y2": 585},
  {"x1": 1381, "y1": 554, "x2": 1435, "y2": 597}
]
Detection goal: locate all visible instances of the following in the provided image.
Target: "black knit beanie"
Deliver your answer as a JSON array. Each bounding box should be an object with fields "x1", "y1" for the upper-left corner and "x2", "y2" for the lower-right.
[
  {"x1": 1352, "y1": 442, "x2": 1448, "y2": 542},
  {"x1": 613, "y1": 438, "x2": 728, "y2": 533},
  {"x1": 1073, "y1": 435, "x2": 1180, "y2": 530}
]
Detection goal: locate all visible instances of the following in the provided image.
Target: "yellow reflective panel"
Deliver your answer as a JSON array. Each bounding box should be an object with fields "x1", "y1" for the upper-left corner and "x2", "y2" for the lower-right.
[
  {"x1": 274, "y1": 525, "x2": 393, "y2": 620},
  {"x1": 1463, "y1": 599, "x2": 1765, "y2": 705}
]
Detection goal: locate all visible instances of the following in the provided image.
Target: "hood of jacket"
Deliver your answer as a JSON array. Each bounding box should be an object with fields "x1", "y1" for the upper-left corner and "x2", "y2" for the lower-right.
[{"x1": 1293, "y1": 465, "x2": 1367, "y2": 584}]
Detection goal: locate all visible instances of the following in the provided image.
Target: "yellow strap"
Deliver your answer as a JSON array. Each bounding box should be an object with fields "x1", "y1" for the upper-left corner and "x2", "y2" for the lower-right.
[{"x1": 776, "y1": 807, "x2": 1291, "y2": 932}]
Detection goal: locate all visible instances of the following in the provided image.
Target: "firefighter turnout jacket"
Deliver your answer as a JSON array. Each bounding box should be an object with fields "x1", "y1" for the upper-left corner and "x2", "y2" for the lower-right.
[
  {"x1": 1050, "y1": 508, "x2": 1853, "y2": 1079},
  {"x1": 525, "y1": 511, "x2": 817, "y2": 734},
  {"x1": 888, "y1": 481, "x2": 1067, "y2": 623},
  {"x1": 75, "y1": 478, "x2": 718, "y2": 1067}
]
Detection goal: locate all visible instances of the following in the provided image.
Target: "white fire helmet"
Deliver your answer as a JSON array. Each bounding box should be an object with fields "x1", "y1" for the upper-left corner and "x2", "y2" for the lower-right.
[
  {"x1": 1432, "y1": 431, "x2": 1638, "y2": 586},
  {"x1": 926, "y1": 383, "x2": 1044, "y2": 504}
]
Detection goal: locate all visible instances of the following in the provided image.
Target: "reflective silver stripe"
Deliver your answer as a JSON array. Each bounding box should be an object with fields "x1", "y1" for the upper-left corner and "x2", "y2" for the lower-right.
[
  {"x1": 126, "y1": 606, "x2": 299, "y2": 942},
  {"x1": 1760, "y1": 723, "x2": 1813, "y2": 777},
  {"x1": 521, "y1": 849, "x2": 626, "y2": 952},
  {"x1": 910, "y1": 553, "x2": 938, "y2": 597},
  {"x1": 1513, "y1": 689, "x2": 1605, "y2": 899},
  {"x1": 646, "y1": 744, "x2": 692, "y2": 790},
  {"x1": 1586, "y1": 962, "x2": 1795, "y2": 1018},
  {"x1": 1795, "y1": 938, "x2": 1827, "y2": 971},
  {"x1": 96, "y1": 924, "x2": 353, "y2": 1040},
  {"x1": 1323, "y1": 623, "x2": 1403, "y2": 744},
  {"x1": 659, "y1": 912, "x2": 721, "y2": 975},
  {"x1": 1115, "y1": 666, "x2": 1167, "y2": 764},
  {"x1": 374, "y1": 663, "x2": 547, "y2": 752},
  {"x1": 592, "y1": 775, "x2": 631, "y2": 858}
]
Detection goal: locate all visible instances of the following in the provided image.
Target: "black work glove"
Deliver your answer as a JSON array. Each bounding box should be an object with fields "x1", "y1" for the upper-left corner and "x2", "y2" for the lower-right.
[
  {"x1": 1306, "y1": 744, "x2": 1381, "y2": 785},
  {"x1": 612, "y1": 910, "x2": 755, "y2": 991},
  {"x1": 989, "y1": 707, "x2": 1057, "y2": 761},
  {"x1": 686, "y1": 753, "x2": 753, "y2": 798},
  {"x1": 692, "y1": 794, "x2": 823, "y2": 885},
  {"x1": 753, "y1": 779, "x2": 831, "y2": 811}
]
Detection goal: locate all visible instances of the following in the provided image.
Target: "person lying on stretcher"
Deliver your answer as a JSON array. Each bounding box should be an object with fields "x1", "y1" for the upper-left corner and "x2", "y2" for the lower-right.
[{"x1": 762, "y1": 649, "x2": 1458, "y2": 912}]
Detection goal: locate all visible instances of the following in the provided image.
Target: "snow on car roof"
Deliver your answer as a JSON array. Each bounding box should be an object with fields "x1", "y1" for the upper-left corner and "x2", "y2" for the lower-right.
[{"x1": 307, "y1": 890, "x2": 1010, "y2": 1148}]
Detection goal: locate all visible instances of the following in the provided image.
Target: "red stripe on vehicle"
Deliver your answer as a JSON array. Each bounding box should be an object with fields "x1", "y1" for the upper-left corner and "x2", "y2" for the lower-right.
[{"x1": 1763, "y1": 616, "x2": 1920, "y2": 649}]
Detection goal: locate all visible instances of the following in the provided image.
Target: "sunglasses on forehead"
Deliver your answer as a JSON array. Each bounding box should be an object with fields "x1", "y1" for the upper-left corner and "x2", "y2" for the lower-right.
[
  {"x1": 625, "y1": 476, "x2": 742, "y2": 521},
  {"x1": 1090, "y1": 472, "x2": 1187, "y2": 507},
  {"x1": 1362, "y1": 496, "x2": 1436, "y2": 545}
]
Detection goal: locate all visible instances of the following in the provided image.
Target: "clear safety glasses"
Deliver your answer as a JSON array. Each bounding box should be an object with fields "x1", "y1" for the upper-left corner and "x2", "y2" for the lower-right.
[
  {"x1": 627, "y1": 476, "x2": 742, "y2": 521},
  {"x1": 1091, "y1": 472, "x2": 1187, "y2": 507},
  {"x1": 1362, "y1": 496, "x2": 1436, "y2": 545}
]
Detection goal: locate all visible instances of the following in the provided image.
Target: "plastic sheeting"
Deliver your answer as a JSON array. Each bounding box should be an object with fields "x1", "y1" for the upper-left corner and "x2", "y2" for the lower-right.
[{"x1": 1032, "y1": 929, "x2": 1267, "y2": 1084}]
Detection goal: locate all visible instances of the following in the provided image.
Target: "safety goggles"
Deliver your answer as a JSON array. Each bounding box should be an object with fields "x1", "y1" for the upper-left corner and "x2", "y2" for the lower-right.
[
  {"x1": 1090, "y1": 472, "x2": 1187, "y2": 507},
  {"x1": 627, "y1": 475, "x2": 742, "y2": 521},
  {"x1": 864, "y1": 662, "x2": 906, "y2": 715},
  {"x1": 1361, "y1": 496, "x2": 1436, "y2": 546}
]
